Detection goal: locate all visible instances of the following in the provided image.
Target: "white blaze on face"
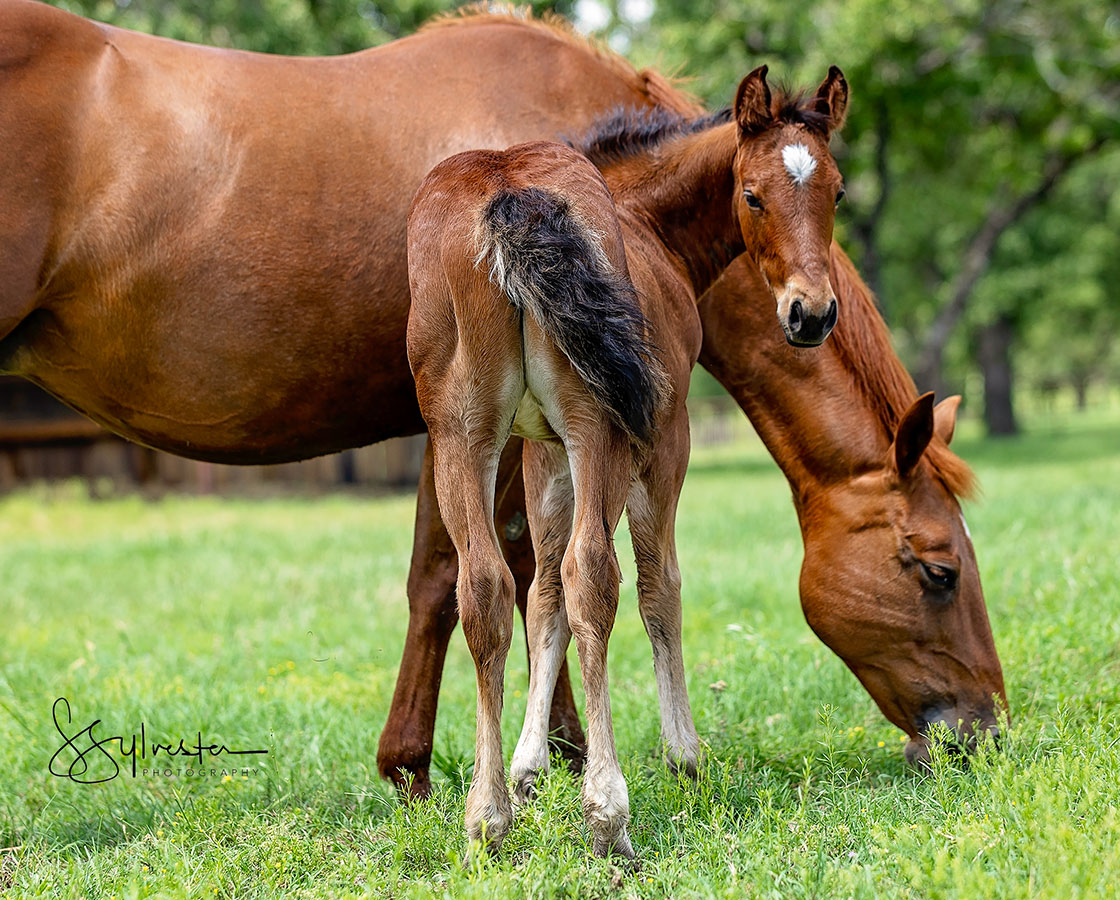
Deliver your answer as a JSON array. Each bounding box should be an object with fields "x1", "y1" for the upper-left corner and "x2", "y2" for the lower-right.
[
  {"x1": 960, "y1": 513, "x2": 972, "y2": 540},
  {"x1": 782, "y1": 143, "x2": 817, "y2": 186}
]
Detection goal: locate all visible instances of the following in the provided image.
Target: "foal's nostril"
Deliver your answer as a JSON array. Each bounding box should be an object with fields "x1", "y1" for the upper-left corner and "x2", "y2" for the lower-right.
[
  {"x1": 824, "y1": 298, "x2": 838, "y2": 332},
  {"x1": 787, "y1": 299, "x2": 804, "y2": 334}
]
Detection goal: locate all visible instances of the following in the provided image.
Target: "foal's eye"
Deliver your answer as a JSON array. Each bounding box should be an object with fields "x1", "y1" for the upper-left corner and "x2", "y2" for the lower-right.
[
  {"x1": 919, "y1": 561, "x2": 958, "y2": 593},
  {"x1": 835, "y1": 188, "x2": 846, "y2": 208},
  {"x1": 743, "y1": 190, "x2": 764, "y2": 211}
]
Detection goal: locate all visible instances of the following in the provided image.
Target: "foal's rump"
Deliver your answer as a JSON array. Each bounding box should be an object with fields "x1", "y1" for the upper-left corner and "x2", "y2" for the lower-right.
[
  {"x1": 407, "y1": 141, "x2": 664, "y2": 448},
  {"x1": 477, "y1": 183, "x2": 663, "y2": 444}
]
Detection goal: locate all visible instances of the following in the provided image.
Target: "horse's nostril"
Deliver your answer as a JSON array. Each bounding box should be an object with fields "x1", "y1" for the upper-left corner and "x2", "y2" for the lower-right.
[{"x1": 788, "y1": 299, "x2": 804, "y2": 333}]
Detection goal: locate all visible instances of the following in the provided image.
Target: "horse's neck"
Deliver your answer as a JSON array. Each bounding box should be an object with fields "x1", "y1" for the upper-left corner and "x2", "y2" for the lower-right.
[
  {"x1": 699, "y1": 263, "x2": 890, "y2": 503},
  {"x1": 608, "y1": 123, "x2": 743, "y2": 300}
]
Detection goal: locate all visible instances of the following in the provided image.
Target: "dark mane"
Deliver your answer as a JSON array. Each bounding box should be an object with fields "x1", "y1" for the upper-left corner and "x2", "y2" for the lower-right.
[
  {"x1": 828, "y1": 246, "x2": 977, "y2": 499},
  {"x1": 571, "y1": 106, "x2": 733, "y2": 167},
  {"x1": 572, "y1": 83, "x2": 831, "y2": 167}
]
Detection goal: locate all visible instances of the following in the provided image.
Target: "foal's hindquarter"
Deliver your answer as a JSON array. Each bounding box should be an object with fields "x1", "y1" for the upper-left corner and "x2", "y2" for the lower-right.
[{"x1": 407, "y1": 143, "x2": 697, "y2": 857}]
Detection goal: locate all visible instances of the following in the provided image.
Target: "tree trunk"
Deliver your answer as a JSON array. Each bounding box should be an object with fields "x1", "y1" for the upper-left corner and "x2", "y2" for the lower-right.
[
  {"x1": 1073, "y1": 375, "x2": 1089, "y2": 410},
  {"x1": 851, "y1": 101, "x2": 891, "y2": 317},
  {"x1": 914, "y1": 140, "x2": 1106, "y2": 395},
  {"x1": 978, "y1": 315, "x2": 1018, "y2": 436}
]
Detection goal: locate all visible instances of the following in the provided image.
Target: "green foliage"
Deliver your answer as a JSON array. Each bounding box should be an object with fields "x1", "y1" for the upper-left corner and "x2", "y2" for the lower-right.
[{"x1": 1, "y1": 413, "x2": 1119, "y2": 896}]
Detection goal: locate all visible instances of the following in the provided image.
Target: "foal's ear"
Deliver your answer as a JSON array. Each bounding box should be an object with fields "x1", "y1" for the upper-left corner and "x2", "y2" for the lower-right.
[
  {"x1": 812, "y1": 65, "x2": 849, "y2": 135},
  {"x1": 735, "y1": 65, "x2": 772, "y2": 135},
  {"x1": 890, "y1": 392, "x2": 936, "y2": 479},
  {"x1": 933, "y1": 395, "x2": 962, "y2": 446}
]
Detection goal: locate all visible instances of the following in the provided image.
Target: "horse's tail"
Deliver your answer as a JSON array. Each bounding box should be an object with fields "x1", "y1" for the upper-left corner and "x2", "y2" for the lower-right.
[{"x1": 477, "y1": 187, "x2": 665, "y2": 446}]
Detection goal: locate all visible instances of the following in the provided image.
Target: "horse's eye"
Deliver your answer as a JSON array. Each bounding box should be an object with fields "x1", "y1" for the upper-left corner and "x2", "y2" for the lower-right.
[
  {"x1": 919, "y1": 561, "x2": 958, "y2": 593},
  {"x1": 743, "y1": 190, "x2": 764, "y2": 211},
  {"x1": 835, "y1": 188, "x2": 846, "y2": 207}
]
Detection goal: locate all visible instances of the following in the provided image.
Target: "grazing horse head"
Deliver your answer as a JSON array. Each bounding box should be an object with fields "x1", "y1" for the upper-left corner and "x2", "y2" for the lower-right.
[
  {"x1": 797, "y1": 392, "x2": 1006, "y2": 764},
  {"x1": 698, "y1": 249, "x2": 1006, "y2": 766},
  {"x1": 732, "y1": 66, "x2": 848, "y2": 347}
]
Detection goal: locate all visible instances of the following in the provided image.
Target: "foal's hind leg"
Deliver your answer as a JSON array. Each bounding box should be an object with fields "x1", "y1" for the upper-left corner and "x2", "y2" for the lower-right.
[
  {"x1": 563, "y1": 430, "x2": 635, "y2": 859},
  {"x1": 428, "y1": 410, "x2": 520, "y2": 853},
  {"x1": 378, "y1": 436, "x2": 583, "y2": 800},
  {"x1": 628, "y1": 410, "x2": 700, "y2": 777},
  {"x1": 510, "y1": 440, "x2": 575, "y2": 802},
  {"x1": 499, "y1": 453, "x2": 587, "y2": 774}
]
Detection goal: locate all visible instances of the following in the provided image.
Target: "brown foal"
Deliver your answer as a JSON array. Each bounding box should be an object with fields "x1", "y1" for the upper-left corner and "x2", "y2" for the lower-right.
[
  {"x1": 406, "y1": 66, "x2": 849, "y2": 856},
  {"x1": 408, "y1": 143, "x2": 657, "y2": 857}
]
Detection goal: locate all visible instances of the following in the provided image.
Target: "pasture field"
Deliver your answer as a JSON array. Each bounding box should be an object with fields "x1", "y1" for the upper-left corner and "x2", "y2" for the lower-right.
[{"x1": 1, "y1": 409, "x2": 1118, "y2": 899}]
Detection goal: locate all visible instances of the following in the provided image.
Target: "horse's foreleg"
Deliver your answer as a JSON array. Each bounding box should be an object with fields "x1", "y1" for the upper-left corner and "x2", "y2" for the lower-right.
[
  {"x1": 377, "y1": 437, "x2": 459, "y2": 799},
  {"x1": 628, "y1": 412, "x2": 700, "y2": 778}
]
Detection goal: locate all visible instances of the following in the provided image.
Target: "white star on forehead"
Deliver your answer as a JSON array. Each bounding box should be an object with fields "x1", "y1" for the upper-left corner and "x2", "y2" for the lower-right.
[{"x1": 782, "y1": 143, "x2": 817, "y2": 186}]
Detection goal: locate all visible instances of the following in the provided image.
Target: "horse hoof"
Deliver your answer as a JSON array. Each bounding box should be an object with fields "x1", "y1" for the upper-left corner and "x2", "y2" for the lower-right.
[
  {"x1": 666, "y1": 752, "x2": 699, "y2": 781},
  {"x1": 513, "y1": 770, "x2": 539, "y2": 805},
  {"x1": 592, "y1": 827, "x2": 635, "y2": 861},
  {"x1": 383, "y1": 766, "x2": 433, "y2": 802}
]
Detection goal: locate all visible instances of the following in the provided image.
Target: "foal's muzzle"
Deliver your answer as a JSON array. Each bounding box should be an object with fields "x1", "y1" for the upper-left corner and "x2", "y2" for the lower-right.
[{"x1": 783, "y1": 296, "x2": 838, "y2": 347}]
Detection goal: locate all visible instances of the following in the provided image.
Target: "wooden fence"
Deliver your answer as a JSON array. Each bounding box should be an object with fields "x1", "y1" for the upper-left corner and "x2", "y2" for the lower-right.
[{"x1": 0, "y1": 378, "x2": 427, "y2": 493}]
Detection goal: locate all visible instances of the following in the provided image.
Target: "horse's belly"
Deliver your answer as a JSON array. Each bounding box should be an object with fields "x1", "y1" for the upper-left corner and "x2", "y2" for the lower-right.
[{"x1": 10, "y1": 319, "x2": 426, "y2": 464}]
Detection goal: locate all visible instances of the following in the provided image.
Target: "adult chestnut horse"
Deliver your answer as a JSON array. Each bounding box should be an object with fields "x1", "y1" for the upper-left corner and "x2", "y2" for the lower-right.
[
  {"x1": 0, "y1": 1, "x2": 1001, "y2": 792},
  {"x1": 0, "y1": 0, "x2": 691, "y2": 762}
]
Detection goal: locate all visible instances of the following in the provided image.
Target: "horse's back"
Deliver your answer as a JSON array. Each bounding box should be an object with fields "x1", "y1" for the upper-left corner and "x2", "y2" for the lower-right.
[
  {"x1": 409, "y1": 141, "x2": 622, "y2": 310},
  {"x1": 0, "y1": 9, "x2": 661, "y2": 461}
]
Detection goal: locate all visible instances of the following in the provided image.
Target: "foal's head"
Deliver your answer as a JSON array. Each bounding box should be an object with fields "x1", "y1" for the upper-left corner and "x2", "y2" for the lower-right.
[{"x1": 733, "y1": 66, "x2": 847, "y2": 346}]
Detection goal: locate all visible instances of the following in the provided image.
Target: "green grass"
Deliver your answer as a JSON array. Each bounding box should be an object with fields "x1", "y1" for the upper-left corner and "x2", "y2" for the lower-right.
[{"x1": 1, "y1": 411, "x2": 1119, "y2": 898}]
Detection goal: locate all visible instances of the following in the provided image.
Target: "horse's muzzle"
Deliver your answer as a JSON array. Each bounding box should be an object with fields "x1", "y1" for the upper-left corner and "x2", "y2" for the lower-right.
[{"x1": 904, "y1": 704, "x2": 1002, "y2": 767}]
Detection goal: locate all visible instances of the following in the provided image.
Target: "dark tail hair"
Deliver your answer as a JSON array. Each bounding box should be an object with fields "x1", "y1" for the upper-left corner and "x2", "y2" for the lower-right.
[{"x1": 478, "y1": 187, "x2": 666, "y2": 444}]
